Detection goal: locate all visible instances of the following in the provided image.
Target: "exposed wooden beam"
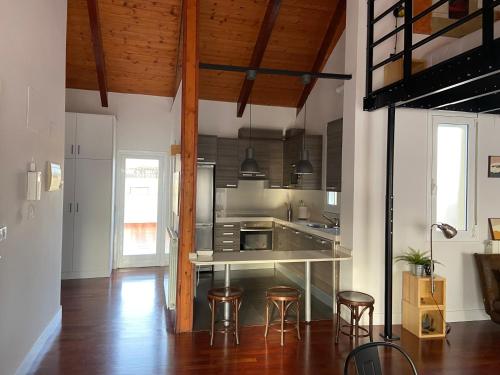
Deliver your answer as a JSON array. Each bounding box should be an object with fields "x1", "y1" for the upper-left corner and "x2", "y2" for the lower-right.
[
  {"x1": 86, "y1": 0, "x2": 108, "y2": 107},
  {"x1": 174, "y1": 0, "x2": 184, "y2": 97},
  {"x1": 176, "y1": 0, "x2": 199, "y2": 334},
  {"x1": 236, "y1": 0, "x2": 281, "y2": 118},
  {"x1": 296, "y1": 0, "x2": 346, "y2": 114}
]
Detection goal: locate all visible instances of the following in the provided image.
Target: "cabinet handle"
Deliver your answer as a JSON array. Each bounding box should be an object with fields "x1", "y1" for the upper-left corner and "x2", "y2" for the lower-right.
[
  {"x1": 223, "y1": 232, "x2": 234, "y2": 236},
  {"x1": 223, "y1": 224, "x2": 235, "y2": 228},
  {"x1": 77, "y1": 145, "x2": 81, "y2": 154},
  {"x1": 71, "y1": 145, "x2": 74, "y2": 155},
  {"x1": 69, "y1": 203, "x2": 72, "y2": 212},
  {"x1": 281, "y1": 226, "x2": 287, "y2": 230},
  {"x1": 327, "y1": 186, "x2": 337, "y2": 190},
  {"x1": 316, "y1": 239, "x2": 327, "y2": 244},
  {"x1": 256, "y1": 174, "x2": 265, "y2": 177},
  {"x1": 222, "y1": 240, "x2": 234, "y2": 244},
  {"x1": 226, "y1": 184, "x2": 237, "y2": 188},
  {"x1": 76, "y1": 203, "x2": 79, "y2": 213},
  {"x1": 270, "y1": 185, "x2": 281, "y2": 188},
  {"x1": 197, "y1": 157, "x2": 205, "y2": 161},
  {"x1": 222, "y1": 248, "x2": 233, "y2": 252},
  {"x1": 294, "y1": 231, "x2": 300, "y2": 235},
  {"x1": 305, "y1": 235, "x2": 313, "y2": 240}
]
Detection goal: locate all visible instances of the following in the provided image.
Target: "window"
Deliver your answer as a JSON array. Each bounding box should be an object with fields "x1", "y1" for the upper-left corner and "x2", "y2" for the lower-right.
[
  {"x1": 327, "y1": 191, "x2": 338, "y2": 206},
  {"x1": 431, "y1": 115, "x2": 476, "y2": 239}
]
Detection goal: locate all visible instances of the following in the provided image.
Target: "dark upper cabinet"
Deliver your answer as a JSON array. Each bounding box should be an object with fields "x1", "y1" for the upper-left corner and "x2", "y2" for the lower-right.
[
  {"x1": 216, "y1": 138, "x2": 239, "y2": 188},
  {"x1": 283, "y1": 132, "x2": 322, "y2": 190},
  {"x1": 326, "y1": 119, "x2": 343, "y2": 192},
  {"x1": 198, "y1": 135, "x2": 217, "y2": 163},
  {"x1": 267, "y1": 139, "x2": 284, "y2": 188}
]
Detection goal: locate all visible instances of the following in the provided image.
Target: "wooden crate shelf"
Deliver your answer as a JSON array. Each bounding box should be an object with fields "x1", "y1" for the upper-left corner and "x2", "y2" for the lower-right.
[{"x1": 402, "y1": 271, "x2": 446, "y2": 339}]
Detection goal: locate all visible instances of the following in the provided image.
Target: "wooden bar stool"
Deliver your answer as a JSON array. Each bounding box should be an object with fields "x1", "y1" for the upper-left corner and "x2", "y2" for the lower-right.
[
  {"x1": 207, "y1": 287, "x2": 243, "y2": 346},
  {"x1": 335, "y1": 291, "x2": 375, "y2": 343},
  {"x1": 264, "y1": 286, "x2": 301, "y2": 346}
]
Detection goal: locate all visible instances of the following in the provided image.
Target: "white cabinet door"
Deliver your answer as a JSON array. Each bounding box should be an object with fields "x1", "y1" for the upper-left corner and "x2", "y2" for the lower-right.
[
  {"x1": 61, "y1": 158, "x2": 76, "y2": 273},
  {"x1": 76, "y1": 113, "x2": 113, "y2": 160},
  {"x1": 73, "y1": 159, "x2": 113, "y2": 276},
  {"x1": 65, "y1": 112, "x2": 77, "y2": 159}
]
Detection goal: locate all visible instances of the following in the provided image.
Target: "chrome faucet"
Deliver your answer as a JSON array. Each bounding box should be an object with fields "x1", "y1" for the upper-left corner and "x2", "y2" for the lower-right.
[{"x1": 322, "y1": 213, "x2": 339, "y2": 228}]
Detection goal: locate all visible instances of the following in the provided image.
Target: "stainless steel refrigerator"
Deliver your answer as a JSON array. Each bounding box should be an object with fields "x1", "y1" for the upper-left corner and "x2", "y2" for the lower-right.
[{"x1": 195, "y1": 164, "x2": 215, "y2": 253}]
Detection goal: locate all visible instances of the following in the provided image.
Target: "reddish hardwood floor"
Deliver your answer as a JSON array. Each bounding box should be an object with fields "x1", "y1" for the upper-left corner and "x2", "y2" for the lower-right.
[{"x1": 30, "y1": 268, "x2": 500, "y2": 374}]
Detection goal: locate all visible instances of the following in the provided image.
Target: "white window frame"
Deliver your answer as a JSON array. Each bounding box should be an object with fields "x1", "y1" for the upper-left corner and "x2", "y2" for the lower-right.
[{"x1": 429, "y1": 114, "x2": 477, "y2": 241}]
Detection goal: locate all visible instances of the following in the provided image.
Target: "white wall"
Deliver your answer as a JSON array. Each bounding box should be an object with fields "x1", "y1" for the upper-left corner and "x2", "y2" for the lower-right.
[
  {"x1": 341, "y1": 0, "x2": 498, "y2": 325},
  {"x1": 0, "y1": 1, "x2": 67, "y2": 374},
  {"x1": 65, "y1": 89, "x2": 174, "y2": 153}
]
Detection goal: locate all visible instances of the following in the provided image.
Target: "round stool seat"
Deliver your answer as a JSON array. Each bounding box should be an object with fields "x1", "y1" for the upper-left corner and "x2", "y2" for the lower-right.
[
  {"x1": 208, "y1": 287, "x2": 243, "y2": 302},
  {"x1": 337, "y1": 291, "x2": 374, "y2": 305},
  {"x1": 266, "y1": 286, "x2": 301, "y2": 301}
]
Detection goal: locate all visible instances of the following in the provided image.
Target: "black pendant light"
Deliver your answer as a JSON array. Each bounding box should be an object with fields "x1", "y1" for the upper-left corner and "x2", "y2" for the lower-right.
[
  {"x1": 240, "y1": 103, "x2": 260, "y2": 174},
  {"x1": 295, "y1": 76, "x2": 314, "y2": 175}
]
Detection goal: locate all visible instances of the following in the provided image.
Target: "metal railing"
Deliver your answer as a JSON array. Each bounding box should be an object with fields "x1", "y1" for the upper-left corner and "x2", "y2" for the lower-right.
[{"x1": 366, "y1": 0, "x2": 498, "y2": 97}]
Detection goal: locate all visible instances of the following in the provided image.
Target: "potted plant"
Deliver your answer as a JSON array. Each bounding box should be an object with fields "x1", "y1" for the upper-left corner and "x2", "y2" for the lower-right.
[{"x1": 394, "y1": 247, "x2": 441, "y2": 276}]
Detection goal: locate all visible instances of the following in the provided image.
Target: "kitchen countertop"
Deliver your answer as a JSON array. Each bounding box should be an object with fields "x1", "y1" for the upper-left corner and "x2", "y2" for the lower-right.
[
  {"x1": 191, "y1": 248, "x2": 351, "y2": 266},
  {"x1": 216, "y1": 216, "x2": 341, "y2": 242}
]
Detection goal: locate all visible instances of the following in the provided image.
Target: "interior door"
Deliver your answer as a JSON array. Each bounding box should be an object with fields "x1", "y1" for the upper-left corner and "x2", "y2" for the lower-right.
[
  {"x1": 73, "y1": 159, "x2": 113, "y2": 276},
  {"x1": 76, "y1": 113, "x2": 113, "y2": 159},
  {"x1": 116, "y1": 152, "x2": 167, "y2": 268},
  {"x1": 61, "y1": 158, "x2": 76, "y2": 274}
]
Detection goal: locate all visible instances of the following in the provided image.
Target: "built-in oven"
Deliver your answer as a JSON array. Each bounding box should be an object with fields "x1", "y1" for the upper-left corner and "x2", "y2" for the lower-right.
[{"x1": 240, "y1": 221, "x2": 273, "y2": 251}]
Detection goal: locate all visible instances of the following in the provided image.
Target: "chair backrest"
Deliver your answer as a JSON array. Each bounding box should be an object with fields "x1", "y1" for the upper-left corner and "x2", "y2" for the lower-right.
[
  {"x1": 344, "y1": 342, "x2": 418, "y2": 375},
  {"x1": 474, "y1": 253, "x2": 500, "y2": 315}
]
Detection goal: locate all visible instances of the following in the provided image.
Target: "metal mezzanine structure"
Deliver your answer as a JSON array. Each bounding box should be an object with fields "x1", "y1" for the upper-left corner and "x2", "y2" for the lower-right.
[{"x1": 364, "y1": 0, "x2": 500, "y2": 341}]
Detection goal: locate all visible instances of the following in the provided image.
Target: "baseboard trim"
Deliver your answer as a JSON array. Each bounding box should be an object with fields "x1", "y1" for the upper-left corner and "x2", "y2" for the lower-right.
[
  {"x1": 15, "y1": 306, "x2": 62, "y2": 375},
  {"x1": 275, "y1": 264, "x2": 333, "y2": 308},
  {"x1": 62, "y1": 270, "x2": 111, "y2": 280}
]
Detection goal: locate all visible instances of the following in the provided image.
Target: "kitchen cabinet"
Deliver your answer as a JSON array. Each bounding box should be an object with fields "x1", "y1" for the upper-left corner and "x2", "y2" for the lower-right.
[
  {"x1": 62, "y1": 112, "x2": 114, "y2": 279},
  {"x1": 216, "y1": 138, "x2": 239, "y2": 188},
  {"x1": 274, "y1": 224, "x2": 333, "y2": 252},
  {"x1": 326, "y1": 119, "x2": 343, "y2": 192},
  {"x1": 267, "y1": 139, "x2": 284, "y2": 189},
  {"x1": 282, "y1": 132, "x2": 322, "y2": 190},
  {"x1": 215, "y1": 222, "x2": 240, "y2": 252},
  {"x1": 198, "y1": 135, "x2": 217, "y2": 163}
]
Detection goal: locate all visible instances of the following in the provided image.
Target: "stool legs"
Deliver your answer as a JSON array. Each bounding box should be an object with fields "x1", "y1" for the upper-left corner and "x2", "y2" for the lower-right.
[
  {"x1": 209, "y1": 299, "x2": 216, "y2": 346},
  {"x1": 280, "y1": 300, "x2": 285, "y2": 346},
  {"x1": 335, "y1": 296, "x2": 341, "y2": 343},
  {"x1": 264, "y1": 300, "x2": 270, "y2": 337},
  {"x1": 234, "y1": 300, "x2": 240, "y2": 345},
  {"x1": 369, "y1": 305, "x2": 374, "y2": 342}
]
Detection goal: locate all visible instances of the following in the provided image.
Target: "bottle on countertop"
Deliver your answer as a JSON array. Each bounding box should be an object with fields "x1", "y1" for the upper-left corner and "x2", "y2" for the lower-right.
[{"x1": 286, "y1": 202, "x2": 293, "y2": 222}]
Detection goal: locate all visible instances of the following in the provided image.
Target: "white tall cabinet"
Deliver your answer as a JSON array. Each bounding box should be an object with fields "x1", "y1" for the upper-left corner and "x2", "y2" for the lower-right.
[{"x1": 62, "y1": 112, "x2": 115, "y2": 279}]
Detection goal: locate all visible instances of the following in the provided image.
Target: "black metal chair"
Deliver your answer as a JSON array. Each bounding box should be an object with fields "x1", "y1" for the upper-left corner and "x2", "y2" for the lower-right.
[{"x1": 344, "y1": 342, "x2": 418, "y2": 375}]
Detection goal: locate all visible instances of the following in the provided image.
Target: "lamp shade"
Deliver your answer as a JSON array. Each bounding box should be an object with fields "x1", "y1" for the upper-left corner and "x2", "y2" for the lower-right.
[
  {"x1": 295, "y1": 150, "x2": 313, "y2": 175},
  {"x1": 240, "y1": 147, "x2": 259, "y2": 173},
  {"x1": 436, "y1": 223, "x2": 457, "y2": 239}
]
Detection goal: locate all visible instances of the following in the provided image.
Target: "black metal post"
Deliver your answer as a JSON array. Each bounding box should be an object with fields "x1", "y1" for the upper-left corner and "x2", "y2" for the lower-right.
[
  {"x1": 483, "y1": 0, "x2": 494, "y2": 47},
  {"x1": 403, "y1": 0, "x2": 413, "y2": 80},
  {"x1": 366, "y1": 0, "x2": 374, "y2": 96},
  {"x1": 380, "y1": 104, "x2": 399, "y2": 341}
]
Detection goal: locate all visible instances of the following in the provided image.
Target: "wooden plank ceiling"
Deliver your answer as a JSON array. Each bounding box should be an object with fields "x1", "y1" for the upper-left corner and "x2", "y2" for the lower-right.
[{"x1": 66, "y1": 0, "x2": 346, "y2": 108}]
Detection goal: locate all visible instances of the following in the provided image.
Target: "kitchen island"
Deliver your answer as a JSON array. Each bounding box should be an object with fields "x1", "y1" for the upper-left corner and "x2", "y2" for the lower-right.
[{"x1": 191, "y1": 248, "x2": 351, "y2": 323}]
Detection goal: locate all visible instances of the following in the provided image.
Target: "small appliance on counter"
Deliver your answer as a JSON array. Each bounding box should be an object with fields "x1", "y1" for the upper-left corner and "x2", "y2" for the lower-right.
[{"x1": 297, "y1": 200, "x2": 310, "y2": 220}]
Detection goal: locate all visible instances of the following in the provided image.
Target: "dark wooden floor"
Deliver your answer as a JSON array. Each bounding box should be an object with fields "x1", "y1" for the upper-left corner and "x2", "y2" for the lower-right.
[{"x1": 30, "y1": 268, "x2": 500, "y2": 374}]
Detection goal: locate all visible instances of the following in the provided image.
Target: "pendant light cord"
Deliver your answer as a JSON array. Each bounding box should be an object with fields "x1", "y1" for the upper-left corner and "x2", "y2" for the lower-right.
[
  {"x1": 303, "y1": 102, "x2": 307, "y2": 150},
  {"x1": 249, "y1": 103, "x2": 252, "y2": 148}
]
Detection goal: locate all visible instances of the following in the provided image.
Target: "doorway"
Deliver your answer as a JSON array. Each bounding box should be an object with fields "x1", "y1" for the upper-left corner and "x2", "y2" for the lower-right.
[{"x1": 116, "y1": 152, "x2": 168, "y2": 268}]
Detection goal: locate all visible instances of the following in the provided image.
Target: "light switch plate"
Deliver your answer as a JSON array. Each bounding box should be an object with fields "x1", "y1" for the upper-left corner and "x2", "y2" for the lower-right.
[{"x1": 0, "y1": 226, "x2": 7, "y2": 242}]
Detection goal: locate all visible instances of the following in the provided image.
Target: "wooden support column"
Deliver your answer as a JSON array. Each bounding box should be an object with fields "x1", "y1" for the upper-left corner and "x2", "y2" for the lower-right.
[
  {"x1": 176, "y1": 0, "x2": 199, "y2": 333},
  {"x1": 86, "y1": 0, "x2": 108, "y2": 107}
]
